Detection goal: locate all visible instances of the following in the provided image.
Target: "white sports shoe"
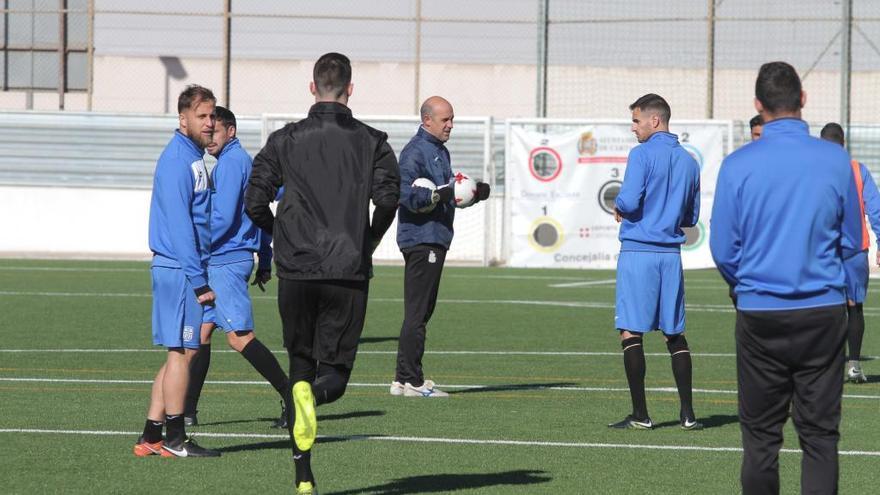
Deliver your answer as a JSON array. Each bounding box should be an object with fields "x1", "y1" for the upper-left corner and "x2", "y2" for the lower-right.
[
  {"x1": 404, "y1": 379, "x2": 449, "y2": 398},
  {"x1": 847, "y1": 363, "x2": 868, "y2": 384},
  {"x1": 389, "y1": 381, "x2": 405, "y2": 396}
]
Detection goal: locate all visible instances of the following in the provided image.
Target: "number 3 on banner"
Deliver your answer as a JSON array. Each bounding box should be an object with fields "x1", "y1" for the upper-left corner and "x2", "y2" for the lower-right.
[{"x1": 610, "y1": 168, "x2": 619, "y2": 178}]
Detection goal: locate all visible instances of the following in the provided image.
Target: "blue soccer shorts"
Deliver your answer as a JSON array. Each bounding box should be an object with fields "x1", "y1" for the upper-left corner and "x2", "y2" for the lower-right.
[
  {"x1": 843, "y1": 250, "x2": 869, "y2": 304},
  {"x1": 151, "y1": 266, "x2": 203, "y2": 349},
  {"x1": 203, "y1": 259, "x2": 255, "y2": 332},
  {"x1": 615, "y1": 250, "x2": 685, "y2": 334}
]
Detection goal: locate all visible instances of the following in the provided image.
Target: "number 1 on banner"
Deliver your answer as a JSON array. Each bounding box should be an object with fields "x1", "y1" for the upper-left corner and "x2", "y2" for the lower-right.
[{"x1": 541, "y1": 205, "x2": 547, "y2": 215}]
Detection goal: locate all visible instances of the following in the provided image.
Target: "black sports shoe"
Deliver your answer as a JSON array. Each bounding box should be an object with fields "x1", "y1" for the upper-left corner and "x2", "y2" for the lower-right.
[
  {"x1": 271, "y1": 394, "x2": 291, "y2": 429},
  {"x1": 161, "y1": 436, "x2": 221, "y2": 457},
  {"x1": 680, "y1": 416, "x2": 704, "y2": 431},
  {"x1": 184, "y1": 413, "x2": 198, "y2": 427},
  {"x1": 608, "y1": 415, "x2": 654, "y2": 430}
]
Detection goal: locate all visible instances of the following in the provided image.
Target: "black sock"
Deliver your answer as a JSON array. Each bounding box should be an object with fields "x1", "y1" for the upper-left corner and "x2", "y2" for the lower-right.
[
  {"x1": 241, "y1": 338, "x2": 289, "y2": 396},
  {"x1": 288, "y1": 420, "x2": 314, "y2": 484},
  {"x1": 622, "y1": 337, "x2": 648, "y2": 420},
  {"x1": 142, "y1": 419, "x2": 163, "y2": 443},
  {"x1": 848, "y1": 304, "x2": 865, "y2": 361},
  {"x1": 165, "y1": 414, "x2": 185, "y2": 445},
  {"x1": 313, "y1": 364, "x2": 351, "y2": 406},
  {"x1": 670, "y1": 350, "x2": 695, "y2": 420},
  {"x1": 185, "y1": 344, "x2": 211, "y2": 416},
  {"x1": 293, "y1": 450, "x2": 314, "y2": 485}
]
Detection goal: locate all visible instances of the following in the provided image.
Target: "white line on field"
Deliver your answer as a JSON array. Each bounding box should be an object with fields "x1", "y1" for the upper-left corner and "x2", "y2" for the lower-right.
[
  {"x1": 1, "y1": 377, "x2": 877, "y2": 400},
  {"x1": 0, "y1": 266, "x2": 144, "y2": 272},
  {"x1": 549, "y1": 279, "x2": 616, "y2": 288},
  {"x1": 0, "y1": 265, "x2": 599, "y2": 282},
  {"x1": 0, "y1": 348, "x2": 741, "y2": 357},
  {"x1": 5, "y1": 291, "x2": 880, "y2": 317},
  {"x1": 0, "y1": 428, "x2": 878, "y2": 456},
  {"x1": 2, "y1": 348, "x2": 878, "y2": 362}
]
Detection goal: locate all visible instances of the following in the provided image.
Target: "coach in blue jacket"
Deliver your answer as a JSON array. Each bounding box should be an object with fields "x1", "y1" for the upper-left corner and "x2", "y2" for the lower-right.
[
  {"x1": 390, "y1": 96, "x2": 489, "y2": 398},
  {"x1": 710, "y1": 62, "x2": 861, "y2": 495}
]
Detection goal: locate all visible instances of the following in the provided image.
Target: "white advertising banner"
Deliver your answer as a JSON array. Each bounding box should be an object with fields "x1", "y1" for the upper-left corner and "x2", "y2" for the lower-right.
[{"x1": 505, "y1": 120, "x2": 729, "y2": 269}]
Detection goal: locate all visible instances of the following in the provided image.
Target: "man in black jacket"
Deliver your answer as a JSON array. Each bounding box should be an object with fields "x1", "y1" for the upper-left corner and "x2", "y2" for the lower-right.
[{"x1": 245, "y1": 52, "x2": 400, "y2": 495}]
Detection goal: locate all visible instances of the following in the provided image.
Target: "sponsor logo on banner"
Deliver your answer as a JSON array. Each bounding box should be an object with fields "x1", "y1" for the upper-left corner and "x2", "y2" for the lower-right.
[
  {"x1": 529, "y1": 147, "x2": 563, "y2": 182},
  {"x1": 578, "y1": 132, "x2": 598, "y2": 156}
]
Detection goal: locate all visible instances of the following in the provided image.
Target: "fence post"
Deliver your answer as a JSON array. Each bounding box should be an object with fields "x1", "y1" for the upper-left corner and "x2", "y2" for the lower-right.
[
  {"x1": 536, "y1": 0, "x2": 549, "y2": 118},
  {"x1": 58, "y1": 0, "x2": 67, "y2": 110},
  {"x1": 86, "y1": 0, "x2": 94, "y2": 110},
  {"x1": 414, "y1": 0, "x2": 421, "y2": 114},
  {"x1": 841, "y1": 0, "x2": 852, "y2": 149},
  {"x1": 223, "y1": 0, "x2": 231, "y2": 107},
  {"x1": 706, "y1": 0, "x2": 715, "y2": 119}
]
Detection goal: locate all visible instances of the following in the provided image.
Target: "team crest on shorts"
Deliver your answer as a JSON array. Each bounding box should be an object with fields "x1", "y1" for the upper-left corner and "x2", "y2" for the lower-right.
[{"x1": 183, "y1": 325, "x2": 194, "y2": 342}]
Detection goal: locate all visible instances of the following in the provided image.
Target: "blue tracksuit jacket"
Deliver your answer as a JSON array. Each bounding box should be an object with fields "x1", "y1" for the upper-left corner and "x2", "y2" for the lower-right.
[
  {"x1": 710, "y1": 118, "x2": 862, "y2": 311},
  {"x1": 208, "y1": 138, "x2": 272, "y2": 270},
  {"x1": 615, "y1": 131, "x2": 701, "y2": 252},
  {"x1": 396, "y1": 126, "x2": 455, "y2": 250},
  {"x1": 148, "y1": 130, "x2": 212, "y2": 289}
]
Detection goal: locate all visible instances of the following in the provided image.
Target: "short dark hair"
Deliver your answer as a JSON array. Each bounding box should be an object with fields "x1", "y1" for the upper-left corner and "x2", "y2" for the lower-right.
[
  {"x1": 820, "y1": 122, "x2": 845, "y2": 146},
  {"x1": 755, "y1": 62, "x2": 802, "y2": 114},
  {"x1": 214, "y1": 106, "x2": 236, "y2": 129},
  {"x1": 313, "y1": 52, "x2": 351, "y2": 99},
  {"x1": 749, "y1": 114, "x2": 763, "y2": 129},
  {"x1": 177, "y1": 84, "x2": 216, "y2": 114},
  {"x1": 629, "y1": 93, "x2": 671, "y2": 124}
]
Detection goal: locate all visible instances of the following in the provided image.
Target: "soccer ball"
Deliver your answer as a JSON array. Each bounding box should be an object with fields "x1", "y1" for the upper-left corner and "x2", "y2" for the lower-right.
[
  {"x1": 453, "y1": 172, "x2": 477, "y2": 208},
  {"x1": 412, "y1": 177, "x2": 438, "y2": 213}
]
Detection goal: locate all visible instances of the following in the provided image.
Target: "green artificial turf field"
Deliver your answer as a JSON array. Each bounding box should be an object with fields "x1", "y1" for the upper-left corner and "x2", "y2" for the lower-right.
[{"x1": 1, "y1": 259, "x2": 877, "y2": 494}]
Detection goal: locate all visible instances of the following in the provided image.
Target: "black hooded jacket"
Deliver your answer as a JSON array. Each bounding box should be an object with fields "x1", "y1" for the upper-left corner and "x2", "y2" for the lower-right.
[{"x1": 245, "y1": 102, "x2": 400, "y2": 281}]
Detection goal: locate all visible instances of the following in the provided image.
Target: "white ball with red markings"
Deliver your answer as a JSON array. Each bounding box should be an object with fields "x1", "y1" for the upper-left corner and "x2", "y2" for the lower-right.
[
  {"x1": 412, "y1": 177, "x2": 437, "y2": 213},
  {"x1": 453, "y1": 172, "x2": 477, "y2": 208}
]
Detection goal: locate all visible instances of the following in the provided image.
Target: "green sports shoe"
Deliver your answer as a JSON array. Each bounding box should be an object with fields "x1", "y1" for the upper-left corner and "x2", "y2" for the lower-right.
[
  {"x1": 295, "y1": 481, "x2": 317, "y2": 494},
  {"x1": 292, "y1": 381, "x2": 317, "y2": 451}
]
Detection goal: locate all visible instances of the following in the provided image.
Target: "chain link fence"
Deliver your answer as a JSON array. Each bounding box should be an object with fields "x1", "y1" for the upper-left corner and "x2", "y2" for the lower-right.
[{"x1": 3, "y1": 1, "x2": 880, "y2": 167}]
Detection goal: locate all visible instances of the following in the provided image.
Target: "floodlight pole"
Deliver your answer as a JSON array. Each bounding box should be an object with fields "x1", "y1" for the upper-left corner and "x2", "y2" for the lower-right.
[{"x1": 841, "y1": 0, "x2": 852, "y2": 150}]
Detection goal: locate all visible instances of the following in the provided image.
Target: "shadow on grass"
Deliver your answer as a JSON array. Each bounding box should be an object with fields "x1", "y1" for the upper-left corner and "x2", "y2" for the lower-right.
[
  {"x1": 857, "y1": 374, "x2": 879, "y2": 384},
  {"x1": 358, "y1": 336, "x2": 398, "y2": 344},
  {"x1": 195, "y1": 410, "x2": 385, "y2": 429},
  {"x1": 190, "y1": 417, "x2": 269, "y2": 427},
  {"x1": 448, "y1": 382, "x2": 577, "y2": 395},
  {"x1": 324, "y1": 469, "x2": 551, "y2": 495},
  {"x1": 215, "y1": 434, "x2": 385, "y2": 453},
  {"x1": 318, "y1": 410, "x2": 386, "y2": 422},
  {"x1": 653, "y1": 414, "x2": 740, "y2": 429}
]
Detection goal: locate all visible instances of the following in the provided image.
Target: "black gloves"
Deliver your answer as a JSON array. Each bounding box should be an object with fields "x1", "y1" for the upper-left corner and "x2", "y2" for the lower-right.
[
  {"x1": 251, "y1": 268, "x2": 272, "y2": 292},
  {"x1": 475, "y1": 182, "x2": 491, "y2": 203},
  {"x1": 434, "y1": 186, "x2": 454, "y2": 204}
]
